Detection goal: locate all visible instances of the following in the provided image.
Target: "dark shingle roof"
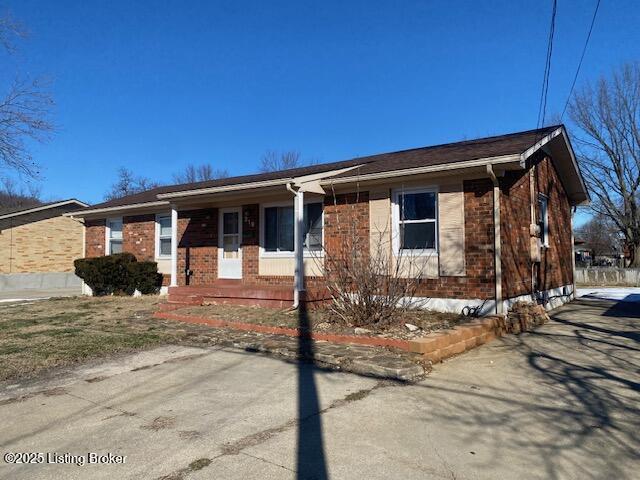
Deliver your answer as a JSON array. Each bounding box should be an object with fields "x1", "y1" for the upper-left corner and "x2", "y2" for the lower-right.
[
  {"x1": 83, "y1": 125, "x2": 560, "y2": 211},
  {"x1": 0, "y1": 198, "x2": 88, "y2": 218}
]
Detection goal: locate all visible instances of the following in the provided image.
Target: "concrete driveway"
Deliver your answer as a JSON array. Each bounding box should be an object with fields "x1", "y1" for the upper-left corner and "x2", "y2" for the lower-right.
[{"x1": 1, "y1": 292, "x2": 639, "y2": 480}]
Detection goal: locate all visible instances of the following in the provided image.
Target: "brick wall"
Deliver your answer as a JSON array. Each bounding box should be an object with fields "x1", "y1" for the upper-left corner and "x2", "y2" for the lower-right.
[
  {"x1": 85, "y1": 219, "x2": 106, "y2": 257},
  {"x1": 123, "y1": 214, "x2": 156, "y2": 261},
  {"x1": 500, "y1": 154, "x2": 574, "y2": 298},
  {"x1": 242, "y1": 204, "x2": 259, "y2": 282},
  {"x1": 0, "y1": 210, "x2": 84, "y2": 273},
  {"x1": 500, "y1": 170, "x2": 533, "y2": 298},
  {"x1": 534, "y1": 156, "x2": 574, "y2": 290},
  {"x1": 177, "y1": 208, "x2": 217, "y2": 286}
]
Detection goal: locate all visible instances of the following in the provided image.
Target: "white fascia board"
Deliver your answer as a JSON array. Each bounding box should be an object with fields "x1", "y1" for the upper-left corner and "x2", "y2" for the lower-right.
[
  {"x1": 64, "y1": 200, "x2": 170, "y2": 218},
  {"x1": 520, "y1": 126, "x2": 590, "y2": 204},
  {"x1": 157, "y1": 178, "x2": 293, "y2": 199},
  {"x1": 292, "y1": 165, "x2": 364, "y2": 185},
  {"x1": 1, "y1": 199, "x2": 89, "y2": 220},
  {"x1": 320, "y1": 154, "x2": 522, "y2": 186},
  {"x1": 519, "y1": 127, "x2": 563, "y2": 164},
  {"x1": 156, "y1": 165, "x2": 365, "y2": 200}
]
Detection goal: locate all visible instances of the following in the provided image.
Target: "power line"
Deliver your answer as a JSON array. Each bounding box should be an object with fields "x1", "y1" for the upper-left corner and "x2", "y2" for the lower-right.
[
  {"x1": 561, "y1": 0, "x2": 601, "y2": 120},
  {"x1": 536, "y1": 0, "x2": 558, "y2": 130}
]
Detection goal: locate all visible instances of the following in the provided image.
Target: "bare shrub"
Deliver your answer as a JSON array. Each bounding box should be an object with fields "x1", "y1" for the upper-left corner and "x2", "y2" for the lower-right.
[{"x1": 316, "y1": 187, "x2": 429, "y2": 328}]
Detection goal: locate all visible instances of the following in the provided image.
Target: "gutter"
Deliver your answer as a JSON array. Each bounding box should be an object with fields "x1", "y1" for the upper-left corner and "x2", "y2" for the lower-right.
[
  {"x1": 322, "y1": 154, "x2": 522, "y2": 186},
  {"x1": 158, "y1": 178, "x2": 294, "y2": 200},
  {"x1": 64, "y1": 200, "x2": 170, "y2": 218},
  {"x1": 486, "y1": 164, "x2": 503, "y2": 315}
]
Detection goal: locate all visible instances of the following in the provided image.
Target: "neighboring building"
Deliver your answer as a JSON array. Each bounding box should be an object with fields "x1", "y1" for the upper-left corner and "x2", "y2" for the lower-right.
[
  {"x1": 69, "y1": 126, "x2": 588, "y2": 315},
  {"x1": 0, "y1": 199, "x2": 88, "y2": 274}
]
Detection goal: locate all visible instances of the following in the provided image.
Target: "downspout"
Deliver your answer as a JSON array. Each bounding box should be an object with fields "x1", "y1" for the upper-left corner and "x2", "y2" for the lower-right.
[
  {"x1": 286, "y1": 183, "x2": 305, "y2": 309},
  {"x1": 486, "y1": 165, "x2": 503, "y2": 315},
  {"x1": 571, "y1": 205, "x2": 577, "y2": 299}
]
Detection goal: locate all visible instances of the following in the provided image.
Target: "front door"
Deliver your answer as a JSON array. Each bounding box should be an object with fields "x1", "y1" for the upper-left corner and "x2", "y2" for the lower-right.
[{"x1": 218, "y1": 208, "x2": 242, "y2": 279}]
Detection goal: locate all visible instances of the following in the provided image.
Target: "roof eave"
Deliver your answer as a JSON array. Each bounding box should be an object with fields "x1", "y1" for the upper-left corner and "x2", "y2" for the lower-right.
[
  {"x1": 0, "y1": 199, "x2": 89, "y2": 220},
  {"x1": 319, "y1": 154, "x2": 523, "y2": 186},
  {"x1": 65, "y1": 200, "x2": 170, "y2": 218},
  {"x1": 520, "y1": 126, "x2": 590, "y2": 206}
]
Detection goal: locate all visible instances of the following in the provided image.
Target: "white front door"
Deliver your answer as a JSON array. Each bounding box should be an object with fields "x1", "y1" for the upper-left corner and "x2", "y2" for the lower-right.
[{"x1": 218, "y1": 208, "x2": 242, "y2": 279}]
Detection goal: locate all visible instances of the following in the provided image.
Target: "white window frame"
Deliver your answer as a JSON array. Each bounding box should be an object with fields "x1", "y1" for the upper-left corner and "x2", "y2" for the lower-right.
[
  {"x1": 105, "y1": 217, "x2": 123, "y2": 255},
  {"x1": 392, "y1": 186, "x2": 439, "y2": 255},
  {"x1": 259, "y1": 199, "x2": 324, "y2": 258},
  {"x1": 538, "y1": 193, "x2": 549, "y2": 248},
  {"x1": 155, "y1": 213, "x2": 172, "y2": 259}
]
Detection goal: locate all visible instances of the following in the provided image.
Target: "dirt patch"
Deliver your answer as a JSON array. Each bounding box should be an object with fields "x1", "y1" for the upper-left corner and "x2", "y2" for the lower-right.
[
  {"x1": 141, "y1": 415, "x2": 177, "y2": 431},
  {"x1": 42, "y1": 386, "x2": 67, "y2": 396},
  {"x1": 178, "y1": 430, "x2": 202, "y2": 440},
  {"x1": 188, "y1": 458, "x2": 212, "y2": 471},
  {"x1": 180, "y1": 304, "x2": 465, "y2": 340}
]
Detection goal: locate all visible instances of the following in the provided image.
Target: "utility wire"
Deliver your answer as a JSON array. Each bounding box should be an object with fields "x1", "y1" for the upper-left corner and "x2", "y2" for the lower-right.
[
  {"x1": 536, "y1": 0, "x2": 558, "y2": 130},
  {"x1": 560, "y1": 0, "x2": 601, "y2": 120}
]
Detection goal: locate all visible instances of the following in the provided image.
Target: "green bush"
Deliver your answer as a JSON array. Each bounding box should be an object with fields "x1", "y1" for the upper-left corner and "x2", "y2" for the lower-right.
[
  {"x1": 129, "y1": 261, "x2": 164, "y2": 295},
  {"x1": 74, "y1": 253, "x2": 162, "y2": 296}
]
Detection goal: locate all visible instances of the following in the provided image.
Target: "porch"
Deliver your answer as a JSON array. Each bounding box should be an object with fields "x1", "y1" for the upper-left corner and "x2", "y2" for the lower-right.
[{"x1": 166, "y1": 281, "x2": 331, "y2": 309}]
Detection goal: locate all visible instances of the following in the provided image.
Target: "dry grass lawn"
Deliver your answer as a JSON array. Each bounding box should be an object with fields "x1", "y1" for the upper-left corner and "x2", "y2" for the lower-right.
[
  {"x1": 0, "y1": 296, "x2": 464, "y2": 382},
  {"x1": 0, "y1": 296, "x2": 218, "y2": 382}
]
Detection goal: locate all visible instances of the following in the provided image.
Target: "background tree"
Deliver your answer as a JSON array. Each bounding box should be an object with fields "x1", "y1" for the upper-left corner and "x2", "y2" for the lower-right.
[
  {"x1": 172, "y1": 163, "x2": 228, "y2": 183},
  {"x1": 0, "y1": 177, "x2": 41, "y2": 213},
  {"x1": 0, "y1": 11, "x2": 54, "y2": 178},
  {"x1": 576, "y1": 213, "x2": 620, "y2": 259},
  {"x1": 259, "y1": 150, "x2": 301, "y2": 172},
  {"x1": 105, "y1": 167, "x2": 158, "y2": 201},
  {"x1": 569, "y1": 62, "x2": 640, "y2": 267}
]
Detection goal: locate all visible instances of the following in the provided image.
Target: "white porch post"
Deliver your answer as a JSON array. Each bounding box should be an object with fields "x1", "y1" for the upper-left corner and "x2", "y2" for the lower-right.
[
  {"x1": 294, "y1": 189, "x2": 305, "y2": 305},
  {"x1": 170, "y1": 205, "x2": 178, "y2": 287}
]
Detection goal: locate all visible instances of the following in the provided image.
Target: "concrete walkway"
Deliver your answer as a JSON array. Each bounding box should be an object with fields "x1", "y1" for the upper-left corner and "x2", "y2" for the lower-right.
[{"x1": 1, "y1": 295, "x2": 639, "y2": 479}]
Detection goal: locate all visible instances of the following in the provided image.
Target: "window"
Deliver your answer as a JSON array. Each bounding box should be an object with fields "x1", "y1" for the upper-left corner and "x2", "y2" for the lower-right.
[
  {"x1": 304, "y1": 203, "x2": 323, "y2": 251},
  {"x1": 156, "y1": 214, "x2": 172, "y2": 257},
  {"x1": 263, "y1": 202, "x2": 323, "y2": 253},
  {"x1": 395, "y1": 189, "x2": 437, "y2": 252},
  {"x1": 107, "y1": 218, "x2": 123, "y2": 254},
  {"x1": 538, "y1": 194, "x2": 549, "y2": 247}
]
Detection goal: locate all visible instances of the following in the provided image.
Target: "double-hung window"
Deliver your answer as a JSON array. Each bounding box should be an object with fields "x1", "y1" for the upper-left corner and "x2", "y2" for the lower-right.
[
  {"x1": 303, "y1": 203, "x2": 323, "y2": 251},
  {"x1": 156, "y1": 214, "x2": 172, "y2": 257},
  {"x1": 394, "y1": 189, "x2": 437, "y2": 252},
  {"x1": 537, "y1": 194, "x2": 549, "y2": 247},
  {"x1": 107, "y1": 218, "x2": 123, "y2": 254},
  {"x1": 263, "y1": 202, "x2": 323, "y2": 253}
]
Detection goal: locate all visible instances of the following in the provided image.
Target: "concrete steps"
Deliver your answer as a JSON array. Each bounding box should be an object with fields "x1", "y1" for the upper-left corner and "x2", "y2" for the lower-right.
[{"x1": 167, "y1": 283, "x2": 330, "y2": 309}]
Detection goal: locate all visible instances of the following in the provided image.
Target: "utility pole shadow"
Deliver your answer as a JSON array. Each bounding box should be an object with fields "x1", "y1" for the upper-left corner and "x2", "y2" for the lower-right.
[{"x1": 296, "y1": 298, "x2": 329, "y2": 480}]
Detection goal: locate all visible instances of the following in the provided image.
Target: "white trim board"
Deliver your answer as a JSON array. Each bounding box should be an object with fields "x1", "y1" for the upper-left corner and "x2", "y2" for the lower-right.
[{"x1": 1, "y1": 199, "x2": 89, "y2": 220}]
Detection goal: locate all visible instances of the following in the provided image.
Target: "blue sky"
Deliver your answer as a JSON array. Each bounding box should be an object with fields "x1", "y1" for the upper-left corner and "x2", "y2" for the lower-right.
[{"x1": 2, "y1": 0, "x2": 639, "y2": 224}]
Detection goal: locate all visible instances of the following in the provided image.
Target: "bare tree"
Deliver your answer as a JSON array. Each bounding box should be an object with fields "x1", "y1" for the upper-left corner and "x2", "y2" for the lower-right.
[
  {"x1": 0, "y1": 12, "x2": 54, "y2": 178},
  {"x1": 576, "y1": 213, "x2": 620, "y2": 259},
  {"x1": 0, "y1": 176, "x2": 41, "y2": 213},
  {"x1": 105, "y1": 167, "x2": 158, "y2": 201},
  {"x1": 0, "y1": 11, "x2": 25, "y2": 53},
  {"x1": 172, "y1": 163, "x2": 228, "y2": 184},
  {"x1": 569, "y1": 63, "x2": 640, "y2": 267},
  {"x1": 259, "y1": 150, "x2": 301, "y2": 173}
]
